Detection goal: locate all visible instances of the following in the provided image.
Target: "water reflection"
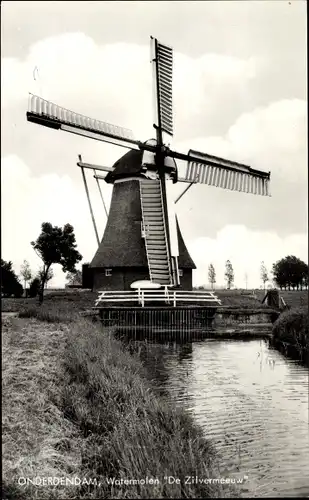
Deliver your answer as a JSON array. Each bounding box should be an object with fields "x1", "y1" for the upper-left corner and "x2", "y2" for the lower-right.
[{"x1": 134, "y1": 337, "x2": 309, "y2": 498}]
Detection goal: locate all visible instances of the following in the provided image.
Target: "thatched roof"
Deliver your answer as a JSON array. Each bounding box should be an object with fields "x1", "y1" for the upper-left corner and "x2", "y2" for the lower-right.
[
  {"x1": 90, "y1": 180, "x2": 148, "y2": 268},
  {"x1": 90, "y1": 149, "x2": 196, "y2": 270},
  {"x1": 177, "y1": 218, "x2": 196, "y2": 269},
  {"x1": 90, "y1": 178, "x2": 195, "y2": 269},
  {"x1": 104, "y1": 149, "x2": 144, "y2": 184}
]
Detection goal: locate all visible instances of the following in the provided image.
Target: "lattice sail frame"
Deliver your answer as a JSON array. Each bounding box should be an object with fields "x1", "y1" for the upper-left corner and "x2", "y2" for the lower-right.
[
  {"x1": 26, "y1": 38, "x2": 271, "y2": 199},
  {"x1": 27, "y1": 93, "x2": 137, "y2": 145},
  {"x1": 151, "y1": 37, "x2": 174, "y2": 138},
  {"x1": 184, "y1": 150, "x2": 270, "y2": 196}
]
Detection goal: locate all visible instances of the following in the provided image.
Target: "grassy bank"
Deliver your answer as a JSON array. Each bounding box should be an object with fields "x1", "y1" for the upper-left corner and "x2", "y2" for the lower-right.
[
  {"x1": 3, "y1": 304, "x2": 237, "y2": 499},
  {"x1": 211, "y1": 289, "x2": 307, "y2": 310},
  {"x1": 2, "y1": 315, "x2": 82, "y2": 500},
  {"x1": 2, "y1": 288, "x2": 307, "y2": 314},
  {"x1": 1, "y1": 289, "x2": 95, "y2": 313},
  {"x1": 272, "y1": 307, "x2": 309, "y2": 365},
  {"x1": 215, "y1": 290, "x2": 268, "y2": 309}
]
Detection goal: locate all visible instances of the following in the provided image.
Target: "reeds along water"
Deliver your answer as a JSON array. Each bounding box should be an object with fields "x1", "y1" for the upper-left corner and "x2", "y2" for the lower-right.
[{"x1": 269, "y1": 336, "x2": 309, "y2": 366}]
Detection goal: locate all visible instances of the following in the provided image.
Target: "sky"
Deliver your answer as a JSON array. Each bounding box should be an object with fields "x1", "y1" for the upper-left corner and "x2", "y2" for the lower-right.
[{"x1": 1, "y1": 0, "x2": 307, "y2": 289}]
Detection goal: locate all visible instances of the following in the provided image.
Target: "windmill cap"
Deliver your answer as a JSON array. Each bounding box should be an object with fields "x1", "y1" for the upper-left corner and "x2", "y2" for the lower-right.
[
  {"x1": 104, "y1": 149, "x2": 145, "y2": 184},
  {"x1": 105, "y1": 141, "x2": 178, "y2": 184}
]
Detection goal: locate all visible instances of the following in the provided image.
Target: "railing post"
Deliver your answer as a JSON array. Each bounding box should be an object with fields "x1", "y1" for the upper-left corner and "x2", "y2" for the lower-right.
[{"x1": 173, "y1": 291, "x2": 176, "y2": 307}]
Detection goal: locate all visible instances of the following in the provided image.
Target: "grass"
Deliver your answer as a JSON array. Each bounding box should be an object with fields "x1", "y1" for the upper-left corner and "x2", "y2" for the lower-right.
[
  {"x1": 201, "y1": 288, "x2": 308, "y2": 310},
  {"x1": 215, "y1": 289, "x2": 267, "y2": 309},
  {"x1": 276, "y1": 290, "x2": 308, "y2": 309},
  {"x1": 61, "y1": 318, "x2": 237, "y2": 499},
  {"x1": 3, "y1": 288, "x2": 307, "y2": 316},
  {"x1": 3, "y1": 301, "x2": 237, "y2": 499},
  {"x1": 272, "y1": 307, "x2": 309, "y2": 365},
  {"x1": 18, "y1": 303, "x2": 76, "y2": 323},
  {"x1": 2, "y1": 316, "x2": 82, "y2": 500},
  {"x1": 1, "y1": 290, "x2": 95, "y2": 313}
]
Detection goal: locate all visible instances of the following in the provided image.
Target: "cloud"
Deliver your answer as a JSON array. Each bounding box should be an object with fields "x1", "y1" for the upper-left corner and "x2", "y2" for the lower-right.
[
  {"x1": 2, "y1": 31, "x2": 265, "y2": 141},
  {"x1": 1, "y1": 154, "x2": 111, "y2": 287},
  {"x1": 1, "y1": 31, "x2": 307, "y2": 289},
  {"x1": 173, "y1": 97, "x2": 307, "y2": 239},
  {"x1": 188, "y1": 225, "x2": 308, "y2": 288},
  {"x1": 2, "y1": 154, "x2": 307, "y2": 289}
]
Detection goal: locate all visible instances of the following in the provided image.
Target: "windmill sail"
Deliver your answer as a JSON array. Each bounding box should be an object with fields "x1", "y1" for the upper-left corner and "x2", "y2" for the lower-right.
[
  {"x1": 25, "y1": 34, "x2": 272, "y2": 295},
  {"x1": 183, "y1": 149, "x2": 270, "y2": 196},
  {"x1": 150, "y1": 37, "x2": 176, "y2": 284},
  {"x1": 140, "y1": 179, "x2": 172, "y2": 286},
  {"x1": 152, "y1": 37, "x2": 173, "y2": 137},
  {"x1": 165, "y1": 178, "x2": 179, "y2": 258},
  {"x1": 27, "y1": 94, "x2": 139, "y2": 150}
]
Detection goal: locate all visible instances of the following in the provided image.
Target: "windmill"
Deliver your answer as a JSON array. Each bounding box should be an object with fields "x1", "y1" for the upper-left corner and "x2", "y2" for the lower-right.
[{"x1": 26, "y1": 36, "x2": 271, "y2": 294}]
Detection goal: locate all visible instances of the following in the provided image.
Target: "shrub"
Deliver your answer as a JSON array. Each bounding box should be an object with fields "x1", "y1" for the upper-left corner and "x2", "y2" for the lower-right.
[
  {"x1": 1, "y1": 259, "x2": 23, "y2": 297},
  {"x1": 28, "y1": 277, "x2": 41, "y2": 298},
  {"x1": 272, "y1": 308, "x2": 309, "y2": 354},
  {"x1": 12, "y1": 281, "x2": 23, "y2": 298}
]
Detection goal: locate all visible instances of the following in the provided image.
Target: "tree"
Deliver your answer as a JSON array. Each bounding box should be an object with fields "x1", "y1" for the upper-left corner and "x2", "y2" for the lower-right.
[
  {"x1": 224, "y1": 260, "x2": 234, "y2": 289},
  {"x1": 1, "y1": 259, "x2": 23, "y2": 298},
  {"x1": 244, "y1": 272, "x2": 248, "y2": 290},
  {"x1": 38, "y1": 267, "x2": 54, "y2": 289},
  {"x1": 208, "y1": 264, "x2": 216, "y2": 290},
  {"x1": 272, "y1": 256, "x2": 308, "y2": 290},
  {"x1": 65, "y1": 269, "x2": 82, "y2": 287},
  {"x1": 260, "y1": 261, "x2": 269, "y2": 290},
  {"x1": 20, "y1": 260, "x2": 32, "y2": 296},
  {"x1": 29, "y1": 277, "x2": 41, "y2": 298},
  {"x1": 297, "y1": 260, "x2": 308, "y2": 290},
  {"x1": 31, "y1": 222, "x2": 82, "y2": 303}
]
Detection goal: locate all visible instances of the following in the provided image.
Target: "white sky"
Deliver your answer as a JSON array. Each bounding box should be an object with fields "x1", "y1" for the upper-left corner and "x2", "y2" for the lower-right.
[{"x1": 1, "y1": 0, "x2": 307, "y2": 288}]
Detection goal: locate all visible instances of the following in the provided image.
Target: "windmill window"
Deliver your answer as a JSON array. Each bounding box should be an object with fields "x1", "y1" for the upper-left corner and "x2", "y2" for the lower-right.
[
  {"x1": 179, "y1": 269, "x2": 183, "y2": 277},
  {"x1": 105, "y1": 269, "x2": 112, "y2": 277}
]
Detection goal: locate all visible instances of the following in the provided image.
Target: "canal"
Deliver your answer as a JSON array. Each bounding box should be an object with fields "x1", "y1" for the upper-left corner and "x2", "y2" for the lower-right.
[{"x1": 134, "y1": 335, "x2": 309, "y2": 497}]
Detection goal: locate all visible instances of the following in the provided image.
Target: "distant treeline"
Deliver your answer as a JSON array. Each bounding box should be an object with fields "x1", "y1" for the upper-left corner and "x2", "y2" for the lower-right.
[
  {"x1": 206, "y1": 256, "x2": 308, "y2": 291},
  {"x1": 1, "y1": 253, "x2": 308, "y2": 298}
]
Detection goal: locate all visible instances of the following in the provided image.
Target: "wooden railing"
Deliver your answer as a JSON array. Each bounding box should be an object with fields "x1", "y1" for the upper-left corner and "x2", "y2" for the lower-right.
[{"x1": 94, "y1": 288, "x2": 221, "y2": 308}]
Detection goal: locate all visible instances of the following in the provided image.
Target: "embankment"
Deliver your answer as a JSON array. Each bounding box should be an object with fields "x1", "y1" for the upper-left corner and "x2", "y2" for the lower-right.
[
  {"x1": 2, "y1": 304, "x2": 237, "y2": 499},
  {"x1": 211, "y1": 307, "x2": 279, "y2": 339}
]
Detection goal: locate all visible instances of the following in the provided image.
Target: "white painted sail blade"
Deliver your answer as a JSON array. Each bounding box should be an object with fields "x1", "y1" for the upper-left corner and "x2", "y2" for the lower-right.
[
  {"x1": 185, "y1": 150, "x2": 270, "y2": 196},
  {"x1": 27, "y1": 93, "x2": 136, "y2": 144},
  {"x1": 140, "y1": 179, "x2": 172, "y2": 286},
  {"x1": 156, "y1": 41, "x2": 173, "y2": 136},
  {"x1": 165, "y1": 178, "x2": 179, "y2": 258}
]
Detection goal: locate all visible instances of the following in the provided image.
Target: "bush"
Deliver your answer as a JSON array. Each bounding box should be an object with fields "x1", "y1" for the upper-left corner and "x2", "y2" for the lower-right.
[
  {"x1": 28, "y1": 278, "x2": 41, "y2": 298},
  {"x1": 272, "y1": 308, "x2": 309, "y2": 357},
  {"x1": 1, "y1": 259, "x2": 23, "y2": 297},
  {"x1": 12, "y1": 281, "x2": 23, "y2": 298}
]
